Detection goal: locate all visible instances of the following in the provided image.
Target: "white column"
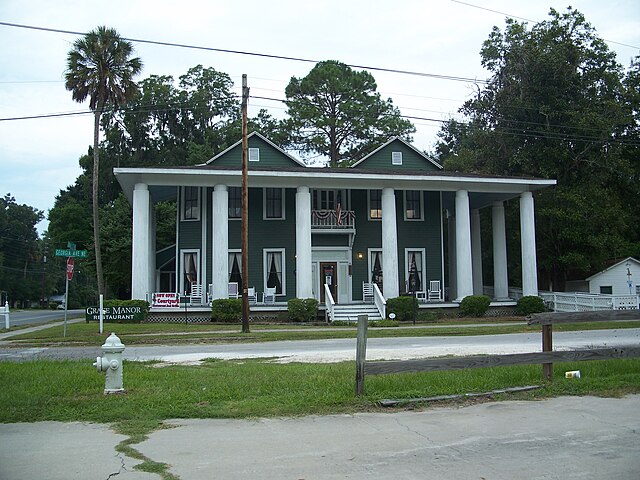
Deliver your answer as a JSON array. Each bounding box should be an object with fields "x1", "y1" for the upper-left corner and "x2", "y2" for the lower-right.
[
  {"x1": 132, "y1": 183, "x2": 151, "y2": 300},
  {"x1": 455, "y1": 190, "x2": 473, "y2": 301},
  {"x1": 492, "y1": 202, "x2": 509, "y2": 300},
  {"x1": 471, "y1": 209, "x2": 483, "y2": 295},
  {"x1": 296, "y1": 186, "x2": 313, "y2": 298},
  {"x1": 212, "y1": 185, "x2": 229, "y2": 300},
  {"x1": 520, "y1": 191, "x2": 538, "y2": 296},
  {"x1": 381, "y1": 188, "x2": 399, "y2": 298}
]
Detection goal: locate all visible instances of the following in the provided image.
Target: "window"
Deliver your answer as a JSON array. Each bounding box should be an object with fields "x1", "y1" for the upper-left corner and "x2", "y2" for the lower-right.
[
  {"x1": 369, "y1": 249, "x2": 383, "y2": 291},
  {"x1": 249, "y1": 147, "x2": 260, "y2": 162},
  {"x1": 600, "y1": 286, "x2": 613, "y2": 294},
  {"x1": 181, "y1": 250, "x2": 200, "y2": 295},
  {"x1": 368, "y1": 190, "x2": 382, "y2": 220},
  {"x1": 228, "y1": 250, "x2": 242, "y2": 290},
  {"x1": 182, "y1": 187, "x2": 199, "y2": 221},
  {"x1": 404, "y1": 190, "x2": 423, "y2": 220},
  {"x1": 264, "y1": 249, "x2": 285, "y2": 295},
  {"x1": 264, "y1": 188, "x2": 284, "y2": 219},
  {"x1": 392, "y1": 151, "x2": 402, "y2": 166},
  {"x1": 405, "y1": 249, "x2": 425, "y2": 293},
  {"x1": 228, "y1": 187, "x2": 241, "y2": 219}
]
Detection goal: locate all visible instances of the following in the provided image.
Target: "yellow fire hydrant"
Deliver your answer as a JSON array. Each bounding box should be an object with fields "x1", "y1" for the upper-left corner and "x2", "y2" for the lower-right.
[{"x1": 93, "y1": 332, "x2": 125, "y2": 394}]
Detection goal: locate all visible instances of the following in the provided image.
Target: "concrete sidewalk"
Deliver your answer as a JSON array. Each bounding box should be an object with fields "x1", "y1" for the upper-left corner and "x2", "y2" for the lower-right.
[{"x1": 1, "y1": 395, "x2": 639, "y2": 479}]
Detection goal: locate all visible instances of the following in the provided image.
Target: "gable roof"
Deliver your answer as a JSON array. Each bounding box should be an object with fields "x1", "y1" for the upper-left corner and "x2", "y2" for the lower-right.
[
  {"x1": 350, "y1": 137, "x2": 443, "y2": 170},
  {"x1": 586, "y1": 257, "x2": 640, "y2": 281},
  {"x1": 199, "y1": 131, "x2": 306, "y2": 167}
]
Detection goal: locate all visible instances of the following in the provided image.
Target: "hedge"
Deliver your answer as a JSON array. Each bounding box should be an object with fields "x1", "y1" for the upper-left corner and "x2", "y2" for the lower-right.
[
  {"x1": 458, "y1": 295, "x2": 491, "y2": 317},
  {"x1": 211, "y1": 299, "x2": 242, "y2": 323},
  {"x1": 287, "y1": 298, "x2": 319, "y2": 322}
]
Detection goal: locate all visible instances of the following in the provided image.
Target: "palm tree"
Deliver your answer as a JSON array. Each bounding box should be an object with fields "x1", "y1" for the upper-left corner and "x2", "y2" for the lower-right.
[{"x1": 65, "y1": 26, "x2": 142, "y2": 298}]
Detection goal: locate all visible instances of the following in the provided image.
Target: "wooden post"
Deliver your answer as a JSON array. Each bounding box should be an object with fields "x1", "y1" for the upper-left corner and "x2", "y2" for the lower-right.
[
  {"x1": 542, "y1": 324, "x2": 553, "y2": 380},
  {"x1": 241, "y1": 74, "x2": 250, "y2": 334},
  {"x1": 355, "y1": 314, "x2": 368, "y2": 396}
]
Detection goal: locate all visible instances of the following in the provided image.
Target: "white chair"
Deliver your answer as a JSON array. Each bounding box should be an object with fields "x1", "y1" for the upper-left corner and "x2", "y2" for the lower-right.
[
  {"x1": 247, "y1": 287, "x2": 257, "y2": 305},
  {"x1": 228, "y1": 282, "x2": 239, "y2": 299},
  {"x1": 207, "y1": 284, "x2": 214, "y2": 304},
  {"x1": 428, "y1": 280, "x2": 441, "y2": 302},
  {"x1": 263, "y1": 287, "x2": 276, "y2": 305},
  {"x1": 190, "y1": 284, "x2": 203, "y2": 306},
  {"x1": 362, "y1": 282, "x2": 374, "y2": 303},
  {"x1": 415, "y1": 290, "x2": 427, "y2": 303}
]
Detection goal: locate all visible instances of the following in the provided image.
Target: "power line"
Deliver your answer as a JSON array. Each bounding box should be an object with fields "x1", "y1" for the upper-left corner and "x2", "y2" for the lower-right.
[
  {"x1": 449, "y1": 0, "x2": 640, "y2": 50},
  {"x1": 0, "y1": 21, "x2": 490, "y2": 85}
]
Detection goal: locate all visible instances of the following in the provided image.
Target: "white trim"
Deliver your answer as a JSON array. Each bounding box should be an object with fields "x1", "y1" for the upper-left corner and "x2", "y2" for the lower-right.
[
  {"x1": 201, "y1": 187, "x2": 207, "y2": 297},
  {"x1": 367, "y1": 189, "x2": 382, "y2": 221},
  {"x1": 263, "y1": 187, "x2": 286, "y2": 220},
  {"x1": 404, "y1": 248, "x2": 426, "y2": 292},
  {"x1": 180, "y1": 186, "x2": 200, "y2": 221},
  {"x1": 179, "y1": 249, "x2": 200, "y2": 295},
  {"x1": 248, "y1": 147, "x2": 260, "y2": 162},
  {"x1": 200, "y1": 131, "x2": 306, "y2": 167},
  {"x1": 391, "y1": 151, "x2": 403, "y2": 166},
  {"x1": 228, "y1": 249, "x2": 242, "y2": 284},
  {"x1": 403, "y1": 190, "x2": 424, "y2": 221},
  {"x1": 368, "y1": 248, "x2": 383, "y2": 285},
  {"x1": 586, "y1": 257, "x2": 640, "y2": 281},
  {"x1": 263, "y1": 248, "x2": 286, "y2": 296},
  {"x1": 350, "y1": 137, "x2": 443, "y2": 169}
]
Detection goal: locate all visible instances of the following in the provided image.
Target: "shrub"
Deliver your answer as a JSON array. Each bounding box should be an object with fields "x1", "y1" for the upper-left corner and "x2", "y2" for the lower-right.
[
  {"x1": 288, "y1": 298, "x2": 319, "y2": 322},
  {"x1": 211, "y1": 299, "x2": 242, "y2": 323},
  {"x1": 386, "y1": 296, "x2": 418, "y2": 322},
  {"x1": 417, "y1": 310, "x2": 439, "y2": 322},
  {"x1": 458, "y1": 295, "x2": 491, "y2": 317},
  {"x1": 516, "y1": 295, "x2": 546, "y2": 315},
  {"x1": 48, "y1": 302, "x2": 58, "y2": 310}
]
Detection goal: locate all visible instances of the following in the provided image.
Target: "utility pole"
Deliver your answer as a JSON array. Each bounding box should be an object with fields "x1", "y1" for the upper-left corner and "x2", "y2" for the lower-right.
[{"x1": 241, "y1": 74, "x2": 250, "y2": 333}]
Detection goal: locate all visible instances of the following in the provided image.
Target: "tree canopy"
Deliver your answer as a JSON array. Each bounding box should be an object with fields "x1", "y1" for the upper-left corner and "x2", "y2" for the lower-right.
[
  {"x1": 436, "y1": 8, "x2": 640, "y2": 289},
  {"x1": 284, "y1": 60, "x2": 415, "y2": 167}
]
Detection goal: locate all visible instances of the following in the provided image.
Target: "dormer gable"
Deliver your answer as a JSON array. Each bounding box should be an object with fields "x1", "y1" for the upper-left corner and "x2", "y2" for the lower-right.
[
  {"x1": 199, "y1": 132, "x2": 305, "y2": 168},
  {"x1": 350, "y1": 137, "x2": 442, "y2": 171}
]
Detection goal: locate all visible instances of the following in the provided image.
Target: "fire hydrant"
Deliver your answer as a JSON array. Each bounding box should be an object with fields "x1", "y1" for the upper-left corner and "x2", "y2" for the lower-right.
[{"x1": 93, "y1": 332, "x2": 125, "y2": 394}]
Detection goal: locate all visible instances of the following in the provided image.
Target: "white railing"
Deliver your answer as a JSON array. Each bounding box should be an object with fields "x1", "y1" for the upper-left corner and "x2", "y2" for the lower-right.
[
  {"x1": 324, "y1": 284, "x2": 335, "y2": 322},
  {"x1": 1, "y1": 301, "x2": 9, "y2": 329},
  {"x1": 311, "y1": 210, "x2": 355, "y2": 229},
  {"x1": 373, "y1": 283, "x2": 386, "y2": 320},
  {"x1": 540, "y1": 292, "x2": 639, "y2": 312}
]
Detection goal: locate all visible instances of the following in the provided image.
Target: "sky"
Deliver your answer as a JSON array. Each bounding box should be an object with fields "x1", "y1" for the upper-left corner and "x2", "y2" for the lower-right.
[{"x1": 1, "y1": 0, "x2": 639, "y2": 235}]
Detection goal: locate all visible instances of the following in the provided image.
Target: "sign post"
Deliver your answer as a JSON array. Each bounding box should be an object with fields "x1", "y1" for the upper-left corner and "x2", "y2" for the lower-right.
[{"x1": 63, "y1": 257, "x2": 74, "y2": 337}]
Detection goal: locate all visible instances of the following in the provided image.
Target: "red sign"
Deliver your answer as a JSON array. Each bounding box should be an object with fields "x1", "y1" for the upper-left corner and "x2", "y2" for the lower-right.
[
  {"x1": 152, "y1": 292, "x2": 180, "y2": 308},
  {"x1": 66, "y1": 257, "x2": 74, "y2": 281}
]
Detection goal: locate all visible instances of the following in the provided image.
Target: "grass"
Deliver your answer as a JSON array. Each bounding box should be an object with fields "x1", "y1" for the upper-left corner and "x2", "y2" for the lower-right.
[
  {"x1": 1, "y1": 358, "x2": 639, "y2": 425},
  {"x1": 1, "y1": 355, "x2": 637, "y2": 479},
  {"x1": 6, "y1": 319, "x2": 640, "y2": 346}
]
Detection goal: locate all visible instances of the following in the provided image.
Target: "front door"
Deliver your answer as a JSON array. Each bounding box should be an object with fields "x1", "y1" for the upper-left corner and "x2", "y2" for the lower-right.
[{"x1": 319, "y1": 262, "x2": 338, "y2": 304}]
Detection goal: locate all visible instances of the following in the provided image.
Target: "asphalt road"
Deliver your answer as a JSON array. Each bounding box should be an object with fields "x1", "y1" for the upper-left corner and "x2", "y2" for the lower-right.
[
  {"x1": 1, "y1": 328, "x2": 638, "y2": 363},
  {"x1": 3, "y1": 309, "x2": 84, "y2": 328}
]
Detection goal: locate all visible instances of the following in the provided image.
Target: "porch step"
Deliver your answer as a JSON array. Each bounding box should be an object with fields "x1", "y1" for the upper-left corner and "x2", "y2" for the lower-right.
[{"x1": 331, "y1": 303, "x2": 382, "y2": 323}]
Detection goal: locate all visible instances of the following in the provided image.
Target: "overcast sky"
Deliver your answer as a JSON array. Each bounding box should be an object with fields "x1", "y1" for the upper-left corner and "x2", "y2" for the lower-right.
[{"x1": 1, "y1": 0, "x2": 638, "y2": 234}]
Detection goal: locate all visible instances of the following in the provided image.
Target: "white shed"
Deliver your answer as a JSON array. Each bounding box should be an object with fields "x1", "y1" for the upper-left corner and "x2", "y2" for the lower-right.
[{"x1": 586, "y1": 257, "x2": 640, "y2": 296}]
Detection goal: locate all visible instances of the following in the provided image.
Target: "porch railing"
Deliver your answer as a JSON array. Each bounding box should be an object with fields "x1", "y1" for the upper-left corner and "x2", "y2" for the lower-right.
[
  {"x1": 324, "y1": 284, "x2": 335, "y2": 323},
  {"x1": 311, "y1": 209, "x2": 355, "y2": 229},
  {"x1": 373, "y1": 283, "x2": 386, "y2": 320},
  {"x1": 540, "y1": 292, "x2": 639, "y2": 312}
]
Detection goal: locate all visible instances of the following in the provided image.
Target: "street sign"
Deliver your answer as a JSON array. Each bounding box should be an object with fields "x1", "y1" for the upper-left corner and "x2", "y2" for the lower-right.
[
  {"x1": 55, "y1": 248, "x2": 88, "y2": 258},
  {"x1": 66, "y1": 257, "x2": 74, "y2": 281}
]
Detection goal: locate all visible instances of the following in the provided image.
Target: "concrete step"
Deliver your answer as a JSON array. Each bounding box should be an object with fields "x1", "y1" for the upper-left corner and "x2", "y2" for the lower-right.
[{"x1": 331, "y1": 304, "x2": 382, "y2": 322}]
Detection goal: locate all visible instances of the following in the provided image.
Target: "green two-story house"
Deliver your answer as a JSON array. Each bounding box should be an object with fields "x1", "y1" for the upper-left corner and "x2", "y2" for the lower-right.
[{"x1": 115, "y1": 132, "x2": 555, "y2": 313}]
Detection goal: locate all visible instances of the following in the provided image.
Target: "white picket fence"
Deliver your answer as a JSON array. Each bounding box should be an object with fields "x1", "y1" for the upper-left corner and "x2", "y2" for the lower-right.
[{"x1": 539, "y1": 292, "x2": 639, "y2": 312}]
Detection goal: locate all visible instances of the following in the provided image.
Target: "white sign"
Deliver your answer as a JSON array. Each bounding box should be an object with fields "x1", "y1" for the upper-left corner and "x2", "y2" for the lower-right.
[{"x1": 152, "y1": 292, "x2": 180, "y2": 308}]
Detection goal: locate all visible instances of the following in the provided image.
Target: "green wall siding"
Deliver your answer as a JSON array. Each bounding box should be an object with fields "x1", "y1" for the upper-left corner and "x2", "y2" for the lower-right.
[
  {"x1": 180, "y1": 185, "x2": 442, "y2": 302},
  {"x1": 211, "y1": 136, "x2": 301, "y2": 168},
  {"x1": 352, "y1": 141, "x2": 440, "y2": 171}
]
